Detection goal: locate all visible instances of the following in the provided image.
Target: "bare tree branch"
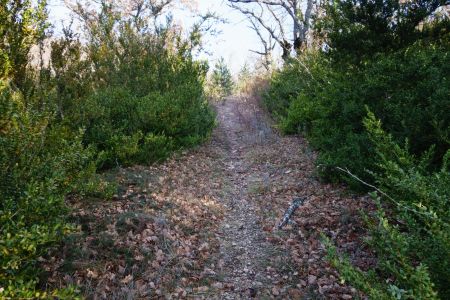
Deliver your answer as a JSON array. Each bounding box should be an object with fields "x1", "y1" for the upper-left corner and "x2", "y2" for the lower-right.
[
  {"x1": 228, "y1": 0, "x2": 316, "y2": 59},
  {"x1": 266, "y1": 4, "x2": 286, "y2": 41},
  {"x1": 229, "y1": 3, "x2": 281, "y2": 44},
  {"x1": 229, "y1": 2, "x2": 293, "y2": 60},
  {"x1": 247, "y1": 18, "x2": 275, "y2": 70}
]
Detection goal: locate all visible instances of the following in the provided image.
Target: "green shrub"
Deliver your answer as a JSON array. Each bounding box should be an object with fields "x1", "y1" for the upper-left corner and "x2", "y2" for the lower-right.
[
  {"x1": 325, "y1": 113, "x2": 449, "y2": 299},
  {"x1": 365, "y1": 112, "x2": 450, "y2": 298},
  {"x1": 0, "y1": 82, "x2": 95, "y2": 297},
  {"x1": 1, "y1": 0, "x2": 216, "y2": 296},
  {"x1": 139, "y1": 134, "x2": 175, "y2": 163},
  {"x1": 207, "y1": 57, "x2": 235, "y2": 100},
  {"x1": 263, "y1": 1, "x2": 450, "y2": 298},
  {"x1": 325, "y1": 224, "x2": 438, "y2": 300},
  {"x1": 263, "y1": 56, "x2": 314, "y2": 120},
  {"x1": 59, "y1": 20, "x2": 216, "y2": 168},
  {"x1": 264, "y1": 52, "x2": 375, "y2": 184},
  {"x1": 265, "y1": 40, "x2": 449, "y2": 184},
  {"x1": 77, "y1": 81, "x2": 214, "y2": 168}
]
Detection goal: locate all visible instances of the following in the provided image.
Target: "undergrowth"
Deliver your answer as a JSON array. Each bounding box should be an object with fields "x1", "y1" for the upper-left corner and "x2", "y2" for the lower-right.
[
  {"x1": 0, "y1": 1, "x2": 215, "y2": 296},
  {"x1": 263, "y1": 1, "x2": 449, "y2": 298}
]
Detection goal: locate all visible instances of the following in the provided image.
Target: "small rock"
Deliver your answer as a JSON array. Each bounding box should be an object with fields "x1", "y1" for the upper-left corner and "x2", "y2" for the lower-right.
[
  {"x1": 308, "y1": 275, "x2": 317, "y2": 284},
  {"x1": 212, "y1": 282, "x2": 223, "y2": 289},
  {"x1": 288, "y1": 289, "x2": 303, "y2": 298},
  {"x1": 272, "y1": 287, "x2": 280, "y2": 296},
  {"x1": 199, "y1": 242, "x2": 209, "y2": 251}
]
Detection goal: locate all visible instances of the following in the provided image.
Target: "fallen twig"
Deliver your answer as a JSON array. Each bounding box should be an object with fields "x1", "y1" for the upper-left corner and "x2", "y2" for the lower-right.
[{"x1": 277, "y1": 197, "x2": 306, "y2": 229}]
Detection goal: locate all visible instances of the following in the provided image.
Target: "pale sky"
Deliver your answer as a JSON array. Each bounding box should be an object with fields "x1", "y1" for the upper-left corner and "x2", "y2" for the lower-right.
[{"x1": 47, "y1": 0, "x2": 275, "y2": 74}]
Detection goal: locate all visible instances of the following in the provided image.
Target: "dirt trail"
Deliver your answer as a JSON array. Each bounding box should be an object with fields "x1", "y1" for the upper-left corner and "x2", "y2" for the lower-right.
[
  {"x1": 48, "y1": 95, "x2": 372, "y2": 299},
  {"x1": 209, "y1": 96, "x2": 371, "y2": 299},
  {"x1": 213, "y1": 96, "x2": 290, "y2": 298}
]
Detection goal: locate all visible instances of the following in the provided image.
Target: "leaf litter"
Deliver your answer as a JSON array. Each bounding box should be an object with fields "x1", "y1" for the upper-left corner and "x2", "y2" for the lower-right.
[{"x1": 43, "y1": 96, "x2": 376, "y2": 299}]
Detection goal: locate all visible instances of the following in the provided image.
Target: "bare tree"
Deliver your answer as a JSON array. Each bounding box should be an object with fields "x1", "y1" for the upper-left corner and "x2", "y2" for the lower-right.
[
  {"x1": 248, "y1": 17, "x2": 276, "y2": 70},
  {"x1": 228, "y1": 0, "x2": 317, "y2": 60}
]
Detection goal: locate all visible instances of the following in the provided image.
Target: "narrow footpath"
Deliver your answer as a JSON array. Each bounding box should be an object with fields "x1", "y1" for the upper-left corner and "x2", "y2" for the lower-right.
[{"x1": 46, "y1": 96, "x2": 373, "y2": 299}]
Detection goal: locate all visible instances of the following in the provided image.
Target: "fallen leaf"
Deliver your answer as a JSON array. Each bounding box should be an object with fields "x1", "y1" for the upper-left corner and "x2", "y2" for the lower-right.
[{"x1": 121, "y1": 274, "x2": 133, "y2": 284}]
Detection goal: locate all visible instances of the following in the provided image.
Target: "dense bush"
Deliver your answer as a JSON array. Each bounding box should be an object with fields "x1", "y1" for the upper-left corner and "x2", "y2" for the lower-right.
[
  {"x1": 49, "y1": 11, "x2": 215, "y2": 168},
  {"x1": 263, "y1": 1, "x2": 449, "y2": 298},
  {"x1": 79, "y1": 82, "x2": 214, "y2": 168},
  {"x1": 265, "y1": 41, "x2": 449, "y2": 184},
  {"x1": 1, "y1": 0, "x2": 215, "y2": 296},
  {"x1": 261, "y1": 52, "x2": 325, "y2": 121},
  {"x1": 365, "y1": 112, "x2": 449, "y2": 298},
  {"x1": 0, "y1": 82, "x2": 98, "y2": 297},
  {"x1": 0, "y1": 2, "x2": 83, "y2": 296},
  {"x1": 326, "y1": 113, "x2": 449, "y2": 299}
]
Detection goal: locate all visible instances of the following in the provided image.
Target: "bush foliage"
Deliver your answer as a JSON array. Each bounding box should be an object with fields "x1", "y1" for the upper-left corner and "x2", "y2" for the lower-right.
[
  {"x1": 1, "y1": 0, "x2": 215, "y2": 296},
  {"x1": 0, "y1": 81, "x2": 93, "y2": 298},
  {"x1": 264, "y1": 0, "x2": 449, "y2": 298},
  {"x1": 326, "y1": 113, "x2": 449, "y2": 299},
  {"x1": 265, "y1": 40, "x2": 449, "y2": 184},
  {"x1": 206, "y1": 57, "x2": 235, "y2": 100}
]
